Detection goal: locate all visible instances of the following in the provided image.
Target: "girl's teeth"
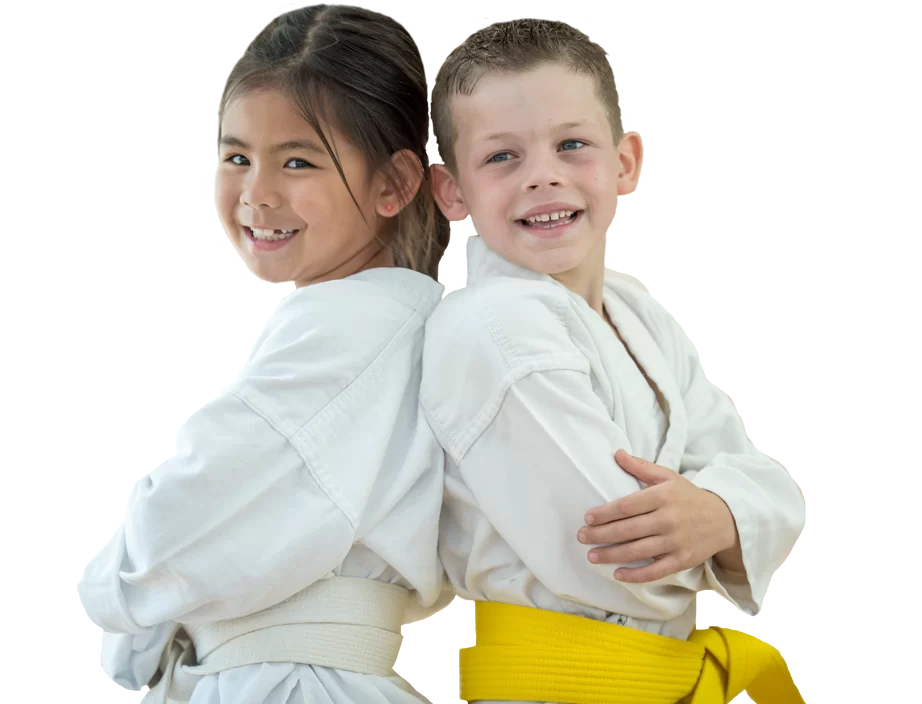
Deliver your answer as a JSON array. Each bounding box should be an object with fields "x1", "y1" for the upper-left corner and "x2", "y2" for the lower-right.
[{"x1": 250, "y1": 228, "x2": 297, "y2": 241}]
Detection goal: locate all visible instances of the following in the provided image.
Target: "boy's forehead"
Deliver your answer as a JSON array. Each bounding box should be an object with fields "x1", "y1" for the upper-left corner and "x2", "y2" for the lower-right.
[{"x1": 450, "y1": 64, "x2": 608, "y2": 146}]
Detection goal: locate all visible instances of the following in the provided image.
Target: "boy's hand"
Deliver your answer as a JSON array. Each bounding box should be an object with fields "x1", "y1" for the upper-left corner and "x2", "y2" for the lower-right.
[{"x1": 578, "y1": 449, "x2": 739, "y2": 583}]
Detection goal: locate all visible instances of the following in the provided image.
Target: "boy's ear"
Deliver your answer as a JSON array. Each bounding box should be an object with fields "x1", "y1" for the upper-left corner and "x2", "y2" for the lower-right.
[
  {"x1": 616, "y1": 132, "x2": 644, "y2": 196},
  {"x1": 430, "y1": 164, "x2": 470, "y2": 221}
]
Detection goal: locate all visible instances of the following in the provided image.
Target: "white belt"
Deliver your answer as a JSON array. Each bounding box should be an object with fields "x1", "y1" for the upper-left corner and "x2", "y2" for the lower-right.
[{"x1": 142, "y1": 576, "x2": 410, "y2": 704}]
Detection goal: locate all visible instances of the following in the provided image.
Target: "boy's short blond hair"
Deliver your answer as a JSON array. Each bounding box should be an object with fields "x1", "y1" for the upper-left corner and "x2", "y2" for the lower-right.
[{"x1": 431, "y1": 19, "x2": 624, "y2": 171}]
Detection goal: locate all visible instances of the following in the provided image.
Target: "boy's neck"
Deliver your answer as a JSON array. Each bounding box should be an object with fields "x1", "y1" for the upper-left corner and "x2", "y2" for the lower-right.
[{"x1": 549, "y1": 239, "x2": 607, "y2": 316}]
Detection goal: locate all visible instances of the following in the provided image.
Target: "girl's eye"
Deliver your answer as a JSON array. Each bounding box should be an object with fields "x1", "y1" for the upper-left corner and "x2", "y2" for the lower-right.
[
  {"x1": 560, "y1": 140, "x2": 587, "y2": 152},
  {"x1": 224, "y1": 155, "x2": 314, "y2": 168},
  {"x1": 487, "y1": 152, "x2": 513, "y2": 164}
]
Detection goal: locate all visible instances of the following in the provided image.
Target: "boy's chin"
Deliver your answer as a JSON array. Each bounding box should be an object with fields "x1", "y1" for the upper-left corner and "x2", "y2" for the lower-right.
[
  {"x1": 516, "y1": 243, "x2": 587, "y2": 277},
  {"x1": 480, "y1": 229, "x2": 593, "y2": 276}
]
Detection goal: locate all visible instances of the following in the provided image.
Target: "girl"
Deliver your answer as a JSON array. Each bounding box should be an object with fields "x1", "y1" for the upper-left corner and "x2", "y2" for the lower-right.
[{"x1": 78, "y1": 5, "x2": 451, "y2": 704}]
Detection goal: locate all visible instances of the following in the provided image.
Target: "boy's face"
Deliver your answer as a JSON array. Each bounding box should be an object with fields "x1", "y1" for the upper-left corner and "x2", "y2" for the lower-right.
[{"x1": 434, "y1": 63, "x2": 641, "y2": 279}]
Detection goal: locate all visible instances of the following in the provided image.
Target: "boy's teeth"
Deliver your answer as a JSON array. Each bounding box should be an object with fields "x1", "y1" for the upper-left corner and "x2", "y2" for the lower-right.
[{"x1": 525, "y1": 210, "x2": 575, "y2": 224}]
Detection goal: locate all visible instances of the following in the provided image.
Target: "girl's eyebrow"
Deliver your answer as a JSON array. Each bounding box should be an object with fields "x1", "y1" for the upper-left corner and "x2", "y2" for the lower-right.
[{"x1": 219, "y1": 135, "x2": 327, "y2": 155}]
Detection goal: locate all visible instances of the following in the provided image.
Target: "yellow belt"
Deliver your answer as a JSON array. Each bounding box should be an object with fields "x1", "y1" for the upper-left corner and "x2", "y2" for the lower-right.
[{"x1": 459, "y1": 602, "x2": 804, "y2": 703}]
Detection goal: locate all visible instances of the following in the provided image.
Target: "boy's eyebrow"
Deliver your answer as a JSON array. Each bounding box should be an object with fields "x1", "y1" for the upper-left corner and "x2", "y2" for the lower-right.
[
  {"x1": 479, "y1": 121, "x2": 590, "y2": 142},
  {"x1": 219, "y1": 135, "x2": 327, "y2": 155}
]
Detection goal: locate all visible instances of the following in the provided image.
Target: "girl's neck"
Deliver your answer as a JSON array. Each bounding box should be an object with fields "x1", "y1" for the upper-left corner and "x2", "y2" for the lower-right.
[{"x1": 295, "y1": 237, "x2": 395, "y2": 288}]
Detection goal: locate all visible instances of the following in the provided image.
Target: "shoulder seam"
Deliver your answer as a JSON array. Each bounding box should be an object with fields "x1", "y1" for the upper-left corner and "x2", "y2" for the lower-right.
[
  {"x1": 472, "y1": 281, "x2": 574, "y2": 371},
  {"x1": 422, "y1": 354, "x2": 589, "y2": 461},
  {"x1": 231, "y1": 389, "x2": 353, "y2": 528},
  {"x1": 235, "y1": 308, "x2": 421, "y2": 528}
]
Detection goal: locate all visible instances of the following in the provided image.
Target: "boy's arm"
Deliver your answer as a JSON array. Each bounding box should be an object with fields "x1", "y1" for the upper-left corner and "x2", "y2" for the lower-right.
[
  {"x1": 580, "y1": 449, "x2": 749, "y2": 588},
  {"x1": 579, "y1": 284, "x2": 804, "y2": 614},
  {"x1": 666, "y1": 311, "x2": 805, "y2": 614},
  {"x1": 428, "y1": 365, "x2": 728, "y2": 622}
]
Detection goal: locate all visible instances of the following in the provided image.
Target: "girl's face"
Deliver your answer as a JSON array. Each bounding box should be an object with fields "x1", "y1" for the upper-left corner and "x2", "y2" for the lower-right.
[{"x1": 216, "y1": 89, "x2": 392, "y2": 286}]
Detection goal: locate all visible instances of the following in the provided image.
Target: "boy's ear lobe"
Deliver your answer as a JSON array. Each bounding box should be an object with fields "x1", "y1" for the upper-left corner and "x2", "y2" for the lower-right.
[{"x1": 430, "y1": 164, "x2": 470, "y2": 221}]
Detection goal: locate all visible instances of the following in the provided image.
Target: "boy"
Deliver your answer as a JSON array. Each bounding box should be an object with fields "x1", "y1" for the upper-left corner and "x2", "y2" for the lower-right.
[{"x1": 420, "y1": 19, "x2": 806, "y2": 703}]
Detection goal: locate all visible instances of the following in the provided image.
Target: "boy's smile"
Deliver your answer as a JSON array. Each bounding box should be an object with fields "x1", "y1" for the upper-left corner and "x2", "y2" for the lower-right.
[{"x1": 516, "y1": 204, "x2": 583, "y2": 237}]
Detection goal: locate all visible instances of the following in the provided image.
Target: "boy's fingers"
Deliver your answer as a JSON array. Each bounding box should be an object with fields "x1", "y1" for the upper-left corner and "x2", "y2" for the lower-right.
[
  {"x1": 587, "y1": 536, "x2": 667, "y2": 566},
  {"x1": 585, "y1": 488, "x2": 659, "y2": 525},
  {"x1": 579, "y1": 512, "x2": 659, "y2": 546},
  {"x1": 614, "y1": 554, "x2": 681, "y2": 584},
  {"x1": 614, "y1": 450, "x2": 674, "y2": 486}
]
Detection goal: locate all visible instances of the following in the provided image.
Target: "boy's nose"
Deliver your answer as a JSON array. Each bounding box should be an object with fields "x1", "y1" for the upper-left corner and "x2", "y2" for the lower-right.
[
  {"x1": 527, "y1": 179, "x2": 562, "y2": 190},
  {"x1": 523, "y1": 152, "x2": 565, "y2": 191}
]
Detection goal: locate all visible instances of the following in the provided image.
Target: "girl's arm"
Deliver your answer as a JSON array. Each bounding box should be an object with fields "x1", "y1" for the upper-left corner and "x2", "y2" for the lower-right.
[
  {"x1": 79, "y1": 288, "x2": 430, "y2": 634},
  {"x1": 78, "y1": 386, "x2": 355, "y2": 634}
]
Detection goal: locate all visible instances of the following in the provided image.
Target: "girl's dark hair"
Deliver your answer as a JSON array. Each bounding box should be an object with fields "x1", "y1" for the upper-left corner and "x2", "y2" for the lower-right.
[{"x1": 219, "y1": 5, "x2": 450, "y2": 280}]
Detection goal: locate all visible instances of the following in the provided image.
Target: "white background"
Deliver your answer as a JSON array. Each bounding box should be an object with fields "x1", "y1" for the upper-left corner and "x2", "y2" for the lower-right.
[
  {"x1": 0, "y1": 2, "x2": 922, "y2": 704},
  {"x1": 71, "y1": 4, "x2": 206, "y2": 704}
]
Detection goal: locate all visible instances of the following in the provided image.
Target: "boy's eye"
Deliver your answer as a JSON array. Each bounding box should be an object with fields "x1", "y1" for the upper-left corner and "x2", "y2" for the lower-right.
[
  {"x1": 560, "y1": 140, "x2": 587, "y2": 151},
  {"x1": 227, "y1": 154, "x2": 250, "y2": 166},
  {"x1": 487, "y1": 152, "x2": 513, "y2": 164}
]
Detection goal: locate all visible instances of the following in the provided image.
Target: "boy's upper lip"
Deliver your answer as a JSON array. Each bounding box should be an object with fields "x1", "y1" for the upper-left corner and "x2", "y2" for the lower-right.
[{"x1": 517, "y1": 202, "x2": 582, "y2": 220}]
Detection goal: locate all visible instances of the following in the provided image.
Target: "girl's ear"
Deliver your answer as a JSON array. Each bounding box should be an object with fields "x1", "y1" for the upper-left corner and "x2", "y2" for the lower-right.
[{"x1": 375, "y1": 149, "x2": 424, "y2": 218}]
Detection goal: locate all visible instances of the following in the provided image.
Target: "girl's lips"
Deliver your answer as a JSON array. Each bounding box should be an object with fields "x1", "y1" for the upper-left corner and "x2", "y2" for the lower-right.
[{"x1": 243, "y1": 226, "x2": 301, "y2": 252}]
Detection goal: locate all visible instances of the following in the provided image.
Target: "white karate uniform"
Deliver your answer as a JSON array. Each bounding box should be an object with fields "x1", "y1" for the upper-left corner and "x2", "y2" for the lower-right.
[
  {"x1": 421, "y1": 237, "x2": 805, "y2": 702},
  {"x1": 78, "y1": 267, "x2": 452, "y2": 704}
]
